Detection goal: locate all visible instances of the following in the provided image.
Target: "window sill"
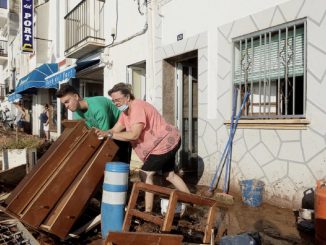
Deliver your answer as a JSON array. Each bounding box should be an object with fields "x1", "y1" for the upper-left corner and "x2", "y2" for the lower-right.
[{"x1": 224, "y1": 118, "x2": 310, "y2": 130}]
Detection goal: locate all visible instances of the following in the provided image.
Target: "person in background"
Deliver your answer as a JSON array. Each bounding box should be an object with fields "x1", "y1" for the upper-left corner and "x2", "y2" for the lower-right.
[
  {"x1": 95, "y1": 83, "x2": 190, "y2": 213},
  {"x1": 42, "y1": 104, "x2": 50, "y2": 141},
  {"x1": 14, "y1": 100, "x2": 25, "y2": 132},
  {"x1": 56, "y1": 83, "x2": 131, "y2": 163}
]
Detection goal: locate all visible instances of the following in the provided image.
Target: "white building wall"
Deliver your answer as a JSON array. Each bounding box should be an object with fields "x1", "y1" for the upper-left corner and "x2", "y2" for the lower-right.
[
  {"x1": 160, "y1": 0, "x2": 290, "y2": 46},
  {"x1": 103, "y1": 0, "x2": 148, "y2": 95},
  {"x1": 106, "y1": 0, "x2": 326, "y2": 208},
  {"x1": 213, "y1": 0, "x2": 326, "y2": 208}
]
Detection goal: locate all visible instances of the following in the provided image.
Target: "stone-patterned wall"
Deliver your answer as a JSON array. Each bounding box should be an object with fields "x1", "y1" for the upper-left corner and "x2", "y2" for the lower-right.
[
  {"x1": 156, "y1": 0, "x2": 326, "y2": 208},
  {"x1": 216, "y1": 0, "x2": 326, "y2": 208}
]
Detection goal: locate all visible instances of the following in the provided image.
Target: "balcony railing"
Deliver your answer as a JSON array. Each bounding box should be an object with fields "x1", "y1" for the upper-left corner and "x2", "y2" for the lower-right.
[
  {"x1": 64, "y1": 0, "x2": 105, "y2": 58},
  {"x1": 0, "y1": 40, "x2": 7, "y2": 56}
]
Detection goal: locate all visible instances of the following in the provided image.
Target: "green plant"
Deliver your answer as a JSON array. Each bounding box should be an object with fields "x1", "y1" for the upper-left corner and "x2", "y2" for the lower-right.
[{"x1": 0, "y1": 137, "x2": 43, "y2": 150}]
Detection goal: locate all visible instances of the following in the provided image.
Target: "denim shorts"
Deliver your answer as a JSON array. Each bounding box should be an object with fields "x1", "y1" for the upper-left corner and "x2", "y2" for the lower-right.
[{"x1": 141, "y1": 140, "x2": 181, "y2": 173}]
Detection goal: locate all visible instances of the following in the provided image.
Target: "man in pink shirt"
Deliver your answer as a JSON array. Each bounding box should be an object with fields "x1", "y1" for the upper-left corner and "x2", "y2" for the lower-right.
[{"x1": 95, "y1": 83, "x2": 190, "y2": 212}]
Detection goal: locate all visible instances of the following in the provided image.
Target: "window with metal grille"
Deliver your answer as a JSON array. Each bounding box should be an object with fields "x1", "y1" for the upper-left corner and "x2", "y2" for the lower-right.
[{"x1": 233, "y1": 19, "x2": 306, "y2": 119}]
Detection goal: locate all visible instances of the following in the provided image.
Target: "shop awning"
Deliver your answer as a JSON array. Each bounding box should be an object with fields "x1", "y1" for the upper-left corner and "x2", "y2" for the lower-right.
[
  {"x1": 45, "y1": 59, "x2": 100, "y2": 88},
  {"x1": 15, "y1": 63, "x2": 59, "y2": 93},
  {"x1": 7, "y1": 92, "x2": 23, "y2": 102}
]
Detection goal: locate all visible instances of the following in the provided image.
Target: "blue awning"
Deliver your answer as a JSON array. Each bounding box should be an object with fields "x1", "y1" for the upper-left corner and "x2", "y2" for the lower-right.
[
  {"x1": 7, "y1": 92, "x2": 23, "y2": 102},
  {"x1": 45, "y1": 65, "x2": 76, "y2": 88},
  {"x1": 15, "y1": 63, "x2": 59, "y2": 93},
  {"x1": 45, "y1": 59, "x2": 100, "y2": 89}
]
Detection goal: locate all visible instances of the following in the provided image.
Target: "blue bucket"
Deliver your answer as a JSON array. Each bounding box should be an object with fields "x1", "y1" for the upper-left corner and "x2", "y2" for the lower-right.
[
  {"x1": 239, "y1": 179, "x2": 265, "y2": 207},
  {"x1": 101, "y1": 162, "x2": 129, "y2": 239}
]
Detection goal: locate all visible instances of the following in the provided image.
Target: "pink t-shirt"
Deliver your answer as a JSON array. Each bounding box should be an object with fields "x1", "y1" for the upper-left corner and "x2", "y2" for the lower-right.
[{"x1": 118, "y1": 99, "x2": 180, "y2": 162}]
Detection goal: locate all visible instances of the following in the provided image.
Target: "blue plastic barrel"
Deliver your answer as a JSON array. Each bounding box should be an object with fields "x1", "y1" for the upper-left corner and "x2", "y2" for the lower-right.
[
  {"x1": 101, "y1": 162, "x2": 129, "y2": 239},
  {"x1": 239, "y1": 179, "x2": 265, "y2": 207}
]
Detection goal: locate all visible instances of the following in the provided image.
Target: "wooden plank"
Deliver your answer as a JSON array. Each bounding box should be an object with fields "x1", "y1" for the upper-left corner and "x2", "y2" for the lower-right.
[
  {"x1": 135, "y1": 182, "x2": 174, "y2": 196},
  {"x1": 162, "y1": 191, "x2": 177, "y2": 231},
  {"x1": 62, "y1": 120, "x2": 82, "y2": 128},
  {"x1": 176, "y1": 191, "x2": 224, "y2": 207},
  {"x1": 203, "y1": 204, "x2": 218, "y2": 244},
  {"x1": 20, "y1": 129, "x2": 101, "y2": 227},
  {"x1": 42, "y1": 139, "x2": 118, "y2": 238},
  {"x1": 128, "y1": 209, "x2": 164, "y2": 226},
  {"x1": 4, "y1": 126, "x2": 74, "y2": 207},
  {"x1": 105, "y1": 232, "x2": 183, "y2": 245},
  {"x1": 5, "y1": 121, "x2": 87, "y2": 213},
  {"x1": 122, "y1": 183, "x2": 140, "y2": 231}
]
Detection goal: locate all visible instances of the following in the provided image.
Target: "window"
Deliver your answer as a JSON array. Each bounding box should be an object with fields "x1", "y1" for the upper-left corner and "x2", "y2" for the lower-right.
[
  {"x1": 0, "y1": 0, "x2": 7, "y2": 9},
  {"x1": 127, "y1": 62, "x2": 146, "y2": 100},
  {"x1": 233, "y1": 19, "x2": 306, "y2": 119}
]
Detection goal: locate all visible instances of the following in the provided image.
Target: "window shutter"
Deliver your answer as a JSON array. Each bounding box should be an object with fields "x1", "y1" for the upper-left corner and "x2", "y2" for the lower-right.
[{"x1": 234, "y1": 25, "x2": 304, "y2": 84}]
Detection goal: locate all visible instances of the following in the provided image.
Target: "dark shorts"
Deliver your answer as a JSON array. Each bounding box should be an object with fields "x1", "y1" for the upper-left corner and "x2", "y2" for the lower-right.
[
  {"x1": 114, "y1": 140, "x2": 132, "y2": 164},
  {"x1": 141, "y1": 140, "x2": 181, "y2": 173},
  {"x1": 17, "y1": 120, "x2": 24, "y2": 128}
]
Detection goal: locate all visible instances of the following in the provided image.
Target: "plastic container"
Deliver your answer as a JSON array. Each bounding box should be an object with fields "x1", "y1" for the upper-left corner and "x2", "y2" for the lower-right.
[
  {"x1": 239, "y1": 179, "x2": 265, "y2": 207},
  {"x1": 315, "y1": 179, "x2": 326, "y2": 244},
  {"x1": 160, "y1": 198, "x2": 185, "y2": 216},
  {"x1": 101, "y1": 162, "x2": 129, "y2": 239},
  {"x1": 220, "y1": 233, "x2": 258, "y2": 244}
]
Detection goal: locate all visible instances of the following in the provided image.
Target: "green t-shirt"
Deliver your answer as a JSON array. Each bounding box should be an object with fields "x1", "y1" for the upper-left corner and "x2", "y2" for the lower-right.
[{"x1": 73, "y1": 96, "x2": 120, "y2": 130}]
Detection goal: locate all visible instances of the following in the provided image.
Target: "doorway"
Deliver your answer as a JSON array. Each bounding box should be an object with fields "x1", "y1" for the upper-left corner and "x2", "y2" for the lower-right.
[{"x1": 163, "y1": 51, "x2": 198, "y2": 171}]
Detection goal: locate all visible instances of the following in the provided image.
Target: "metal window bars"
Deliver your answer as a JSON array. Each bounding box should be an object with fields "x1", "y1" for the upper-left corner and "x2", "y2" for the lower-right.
[{"x1": 233, "y1": 19, "x2": 306, "y2": 119}]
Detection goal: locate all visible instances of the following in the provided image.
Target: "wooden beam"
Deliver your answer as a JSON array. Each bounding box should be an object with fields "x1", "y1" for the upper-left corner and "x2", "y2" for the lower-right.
[{"x1": 105, "y1": 232, "x2": 183, "y2": 245}]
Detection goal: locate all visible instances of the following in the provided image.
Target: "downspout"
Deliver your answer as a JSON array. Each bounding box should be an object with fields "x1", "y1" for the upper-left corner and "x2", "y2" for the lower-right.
[{"x1": 147, "y1": 0, "x2": 157, "y2": 104}]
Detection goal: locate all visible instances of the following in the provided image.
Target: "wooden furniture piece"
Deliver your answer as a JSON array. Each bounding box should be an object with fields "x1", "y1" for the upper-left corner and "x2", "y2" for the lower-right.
[
  {"x1": 105, "y1": 231, "x2": 183, "y2": 245},
  {"x1": 123, "y1": 182, "x2": 227, "y2": 244},
  {"x1": 3, "y1": 121, "x2": 119, "y2": 239}
]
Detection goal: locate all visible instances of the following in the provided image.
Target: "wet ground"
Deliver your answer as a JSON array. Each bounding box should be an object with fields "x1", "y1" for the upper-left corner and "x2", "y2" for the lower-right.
[
  {"x1": 0, "y1": 136, "x2": 316, "y2": 244},
  {"x1": 126, "y1": 183, "x2": 315, "y2": 244}
]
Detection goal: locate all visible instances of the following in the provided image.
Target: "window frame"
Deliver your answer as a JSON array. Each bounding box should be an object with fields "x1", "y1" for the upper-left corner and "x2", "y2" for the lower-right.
[{"x1": 232, "y1": 18, "x2": 307, "y2": 120}]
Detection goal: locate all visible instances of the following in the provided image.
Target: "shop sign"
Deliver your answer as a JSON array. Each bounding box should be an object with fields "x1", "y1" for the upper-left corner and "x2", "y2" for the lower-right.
[{"x1": 21, "y1": 0, "x2": 34, "y2": 53}]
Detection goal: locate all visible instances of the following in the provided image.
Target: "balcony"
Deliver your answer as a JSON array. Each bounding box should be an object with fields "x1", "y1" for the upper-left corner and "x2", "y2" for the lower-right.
[{"x1": 64, "y1": 0, "x2": 105, "y2": 59}]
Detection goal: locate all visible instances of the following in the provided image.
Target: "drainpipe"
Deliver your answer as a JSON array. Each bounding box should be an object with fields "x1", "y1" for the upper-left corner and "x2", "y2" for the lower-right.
[{"x1": 146, "y1": 0, "x2": 157, "y2": 104}]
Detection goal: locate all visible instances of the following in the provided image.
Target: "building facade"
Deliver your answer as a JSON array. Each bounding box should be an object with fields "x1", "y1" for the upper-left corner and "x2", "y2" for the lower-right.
[{"x1": 4, "y1": 0, "x2": 326, "y2": 208}]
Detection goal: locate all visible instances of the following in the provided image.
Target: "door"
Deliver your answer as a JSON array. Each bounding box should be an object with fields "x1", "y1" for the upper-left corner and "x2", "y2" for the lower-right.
[
  {"x1": 175, "y1": 59, "x2": 198, "y2": 170},
  {"x1": 127, "y1": 65, "x2": 146, "y2": 100}
]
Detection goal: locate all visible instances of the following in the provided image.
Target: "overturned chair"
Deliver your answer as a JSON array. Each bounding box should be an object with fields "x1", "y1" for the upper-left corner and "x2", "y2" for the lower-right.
[{"x1": 123, "y1": 182, "x2": 228, "y2": 244}]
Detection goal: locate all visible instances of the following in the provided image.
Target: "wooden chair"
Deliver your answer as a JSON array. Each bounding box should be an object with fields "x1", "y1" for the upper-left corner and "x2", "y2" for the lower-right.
[{"x1": 123, "y1": 182, "x2": 227, "y2": 244}]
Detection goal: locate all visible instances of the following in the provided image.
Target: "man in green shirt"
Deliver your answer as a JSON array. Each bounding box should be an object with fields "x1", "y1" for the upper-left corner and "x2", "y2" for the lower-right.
[{"x1": 56, "y1": 83, "x2": 131, "y2": 163}]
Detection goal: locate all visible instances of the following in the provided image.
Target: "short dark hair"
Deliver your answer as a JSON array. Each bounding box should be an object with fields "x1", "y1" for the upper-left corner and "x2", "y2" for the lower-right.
[
  {"x1": 108, "y1": 83, "x2": 135, "y2": 100},
  {"x1": 44, "y1": 104, "x2": 49, "y2": 108},
  {"x1": 56, "y1": 83, "x2": 79, "y2": 98}
]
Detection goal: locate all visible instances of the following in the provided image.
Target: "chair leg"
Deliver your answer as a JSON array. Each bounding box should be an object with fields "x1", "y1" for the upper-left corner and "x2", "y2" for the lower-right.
[
  {"x1": 162, "y1": 191, "x2": 178, "y2": 231},
  {"x1": 122, "y1": 183, "x2": 140, "y2": 231},
  {"x1": 203, "y1": 204, "x2": 218, "y2": 244}
]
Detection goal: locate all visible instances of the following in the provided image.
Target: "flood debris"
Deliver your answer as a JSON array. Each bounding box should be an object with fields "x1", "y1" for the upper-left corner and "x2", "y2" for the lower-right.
[
  {"x1": 0, "y1": 210, "x2": 39, "y2": 245},
  {"x1": 2, "y1": 121, "x2": 118, "y2": 239},
  {"x1": 123, "y1": 182, "x2": 230, "y2": 244},
  {"x1": 105, "y1": 231, "x2": 183, "y2": 245}
]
